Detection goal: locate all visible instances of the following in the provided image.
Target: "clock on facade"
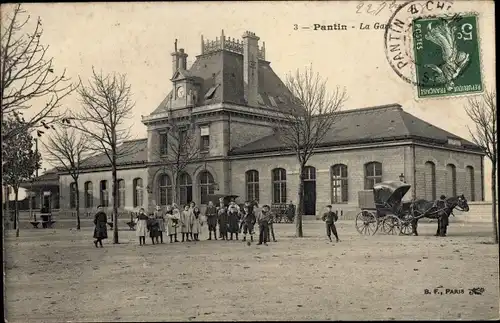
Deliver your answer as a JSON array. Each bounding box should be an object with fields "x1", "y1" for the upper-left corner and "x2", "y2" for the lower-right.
[{"x1": 176, "y1": 86, "x2": 185, "y2": 98}]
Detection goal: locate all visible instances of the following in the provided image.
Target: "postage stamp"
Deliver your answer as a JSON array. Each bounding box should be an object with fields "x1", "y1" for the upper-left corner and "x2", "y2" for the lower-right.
[{"x1": 412, "y1": 14, "x2": 483, "y2": 98}]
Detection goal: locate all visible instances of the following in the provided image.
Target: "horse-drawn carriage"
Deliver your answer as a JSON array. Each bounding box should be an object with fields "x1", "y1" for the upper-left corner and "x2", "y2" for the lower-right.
[
  {"x1": 356, "y1": 181, "x2": 413, "y2": 235},
  {"x1": 356, "y1": 181, "x2": 470, "y2": 236}
]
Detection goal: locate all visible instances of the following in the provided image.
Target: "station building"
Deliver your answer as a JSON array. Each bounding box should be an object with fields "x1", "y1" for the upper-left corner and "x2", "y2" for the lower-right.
[{"x1": 22, "y1": 31, "x2": 485, "y2": 215}]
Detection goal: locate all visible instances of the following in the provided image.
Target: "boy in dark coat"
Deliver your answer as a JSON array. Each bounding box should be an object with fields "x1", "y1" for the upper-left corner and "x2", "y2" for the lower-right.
[
  {"x1": 227, "y1": 205, "x2": 240, "y2": 240},
  {"x1": 267, "y1": 209, "x2": 277, "y2": 242},
  {"x1": 218, "y1": 208, "x2": 229, "y2": 240},
  {"x1": 436, "y1": 195, "x2": 449, "y2": 237},
  {"x1": 205, "y1": 201, "x2": 218, "y2": 240},
  {"x1": 147, "y1": 214, "x2": 161, "y2": 245},
  {"x1": 93, "y1": 205, "x2": 108, "y2": 248},
  {"x1": 256, "y1": 205, "x2": 271, "y2": 246},
  {"x1": 241, "y1": 205, "x2": 256, "y2": 242},
  {"x1": 322, "y1": 205, "x2": 340, "y2": 242}
]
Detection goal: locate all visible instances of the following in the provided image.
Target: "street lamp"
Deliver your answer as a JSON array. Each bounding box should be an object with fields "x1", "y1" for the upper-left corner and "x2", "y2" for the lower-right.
[{"x1": 399, "y1": 173, "x2": 405, "y2": 183}]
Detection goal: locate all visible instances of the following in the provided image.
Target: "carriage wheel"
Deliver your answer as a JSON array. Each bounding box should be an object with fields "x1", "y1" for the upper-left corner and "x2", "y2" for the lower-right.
[
  {"x1": 399, "y1": 214, "x2": 413, "y2": 236},
  {"x1": 355, "y1": 211, "x2": 378, "y2": 235},
  {"x1": 381, "y1": 215, "x2": 401, "y2": 235}
]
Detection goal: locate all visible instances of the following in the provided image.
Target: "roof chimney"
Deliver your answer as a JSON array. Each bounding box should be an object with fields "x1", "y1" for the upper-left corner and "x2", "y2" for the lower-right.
[
  {"x1": 178, "y1": 48, "x2": 188, "y2": 70},
  {"x1": 242, "y1": 31, "x2": 260, "y2": 107},
  {"x1": 171, "y1": 40, "x2": 188, "y2": 75}
]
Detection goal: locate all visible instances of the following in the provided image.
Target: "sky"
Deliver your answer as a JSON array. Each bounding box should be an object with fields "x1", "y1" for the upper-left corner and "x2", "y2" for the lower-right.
[{"x1": 2, "y1": 1, "x2": 496, "y2": 200}]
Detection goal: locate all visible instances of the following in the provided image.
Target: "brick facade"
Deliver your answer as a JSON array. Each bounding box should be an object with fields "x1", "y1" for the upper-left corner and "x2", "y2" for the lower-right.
[{"x1": 58, "y1": 141, "x2": 483, "y2": 215}]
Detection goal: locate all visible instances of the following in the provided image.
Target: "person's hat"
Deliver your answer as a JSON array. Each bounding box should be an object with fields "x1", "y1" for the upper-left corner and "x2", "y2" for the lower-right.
[
  {"x1": 326, "y1": 205, "x2": 332, "y2": 208},
  {"x1": 97, "y1": 205, "x2": 103, "y2": 208},
  {"x1": 262, "y1": 204, "x2": 270, "y2": 209},
  {"x1": 440, "y1": 195, "x2": 446, "y2": 199}
]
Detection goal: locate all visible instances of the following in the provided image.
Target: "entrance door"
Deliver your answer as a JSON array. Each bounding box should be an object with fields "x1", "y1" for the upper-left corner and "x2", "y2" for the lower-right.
[
  {"x1": 303, "y1": 181, "x2": 316, "y2": 215},
  {"x1": 302, "y1": 166, "x2": 317, "y2": 215}
]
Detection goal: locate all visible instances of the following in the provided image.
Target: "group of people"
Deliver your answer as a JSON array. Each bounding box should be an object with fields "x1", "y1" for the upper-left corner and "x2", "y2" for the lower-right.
[{"x1": 93, "y1": 197, "x2": 342, "y2": 248}]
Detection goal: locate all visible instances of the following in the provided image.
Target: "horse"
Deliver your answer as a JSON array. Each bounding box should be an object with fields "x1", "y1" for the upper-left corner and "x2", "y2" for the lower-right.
[{"x1": 408, "y1": 194, "x2": 470, "y2": 236}]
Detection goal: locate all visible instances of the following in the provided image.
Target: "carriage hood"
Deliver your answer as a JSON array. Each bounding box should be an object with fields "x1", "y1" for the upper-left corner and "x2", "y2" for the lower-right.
[{"x1": 373, "y1": 181, "x2": 411, "y2": 206}]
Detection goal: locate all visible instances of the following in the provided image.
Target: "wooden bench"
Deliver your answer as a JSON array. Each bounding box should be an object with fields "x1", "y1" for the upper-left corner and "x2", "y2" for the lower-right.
[
  {"x1": 126, "y1": 221, "x2": 136, "y2": 230},
  {"x1": 30, "y1": 221, "x2": 40, "y2": 228},
  {"x1": 42, "y1": 220, "x2": 56, "y2": 228}
]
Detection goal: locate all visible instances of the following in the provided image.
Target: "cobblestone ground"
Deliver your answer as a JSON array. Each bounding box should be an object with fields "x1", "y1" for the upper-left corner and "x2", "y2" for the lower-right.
[{"x1": 4, "y1": 220, "x2": 499, "y2": 322}]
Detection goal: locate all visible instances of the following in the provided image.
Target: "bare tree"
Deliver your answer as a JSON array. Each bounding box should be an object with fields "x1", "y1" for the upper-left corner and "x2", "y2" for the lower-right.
[
  {"x1": 1, "y1": 4, "x2": 76, "y2": 142},
  {"x1": 41, "y1": 127, "x2": 91, "y2": 230},
  {"x1": 153, "y1": 99, "x2": 201, "y2": 205},
  {"x1": 68, "y1": 68, "x2": 135, "y2": 243},
  {"x1": 464, "y1": 89, "x2": 497, "y2": 244},
  {"x1": 276, "y1": 65, "x2": 347, "y2": 237}
]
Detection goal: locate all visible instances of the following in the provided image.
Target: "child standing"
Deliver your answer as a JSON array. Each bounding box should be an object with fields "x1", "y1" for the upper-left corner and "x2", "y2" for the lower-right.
[
  {"x1": 322, "y1": 205, "x2": 340, "y2": 243},
  {"x1": 154, "y1": 205, "x2": 166, "y2": 244},
  {"x1": 228, "y1": 205, "x2": 240, "y2": 240},
  {"x1": 218, "y1": 208, "x2": 229, "y2": 240},
  {"x1": 167, "y1": 207, "x2": 181, "y2": 243},
  {"x1": 205, "y1": 201, "x2": 218, "y2": 240},
  {"x1": 191, "y1": 206, "x2": 204, "y2": 241},
  {"x1": 180, "y1": 205, "x2": 192, "y2": 242},
  {"x1": 147, "y1": 214, "x2": 161, "y2": 245},
  {"x1": 241, "y1": 205, "x2": 256, "y2": 242},
  {"x1": 267, "y1": 208, "x2": 277, "y2": 242},
  {"x1": 135, "y1": 208, "x2": 149, "y2": 246}
]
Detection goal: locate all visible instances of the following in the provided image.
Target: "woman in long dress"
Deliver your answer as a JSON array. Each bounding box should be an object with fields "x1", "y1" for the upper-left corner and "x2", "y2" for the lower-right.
[
  {"x1": 93, "y1": 205, "x2": 108, "y2": 248},
  {"x1": 191, "y1": 206, "x2": 204, "y2": 241},
  {"x1": 154, "y1": 205, "x2": 166, "y2": 244},
  {"x1": 165, "y1": 205, "x2": 177, "y2": 243},
  {"x1": 180, "y1": 205, "x2": 192, "y2": 242},
  {"x1": 135, "y1": 208, "x2": 149, "y2": 246}
]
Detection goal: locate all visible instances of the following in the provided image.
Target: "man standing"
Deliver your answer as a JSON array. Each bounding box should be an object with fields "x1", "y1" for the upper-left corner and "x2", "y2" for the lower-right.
[
  {"x1": 267, "y1": 208, "x2": 277, "y2": 242},
  {"x1": 217, "y1": 197, "x2": 226, "y2": 239},
  {"x1": 322, "y1": 205, "x2": 340, "y2": 243},
  {"x1": 93, "y1": 205, "x2": 108, "y2": 248},
  {"x1": 435, "y1": 195, "x2": 447, "y2": 237},
  {"x1": 205, "y1": 201, "x2": 218, "y2": 240},
  {"x1": 256, "y1": 204, "x2": 271, "y2": 246}
]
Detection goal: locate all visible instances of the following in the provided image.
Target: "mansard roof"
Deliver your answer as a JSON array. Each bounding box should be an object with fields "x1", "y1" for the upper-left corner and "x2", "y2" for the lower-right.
[
  {"x1": 150, "y1": 50, "x2": 297, "y2": 115},
  {"x1": 230, "y1": 104, "x2": 482, "y2": 155},
  {"x1": 79, "y1": 139, "x2": 148, "y2": 169}
]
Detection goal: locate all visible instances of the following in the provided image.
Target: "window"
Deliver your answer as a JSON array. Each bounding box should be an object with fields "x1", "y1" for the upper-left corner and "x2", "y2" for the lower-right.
[
  {"x1": 446, "y1": 164, "x2": 457, "y2": 197},
  {"x1": 159, "y1": 132, "x2": 168, "y2": 155},
  {"x1": 117, "y1": 179, "x2": 125, "y2": 208},
  {"x1": 179, "y1": 129, "x2": 187, "y2": 153},
  {"x1": 200, "y1": 126, "x2": 210, "y2": 151},
  {"x1": 84, "y1": 181, "x2": 93, "y2": 208},
  {"x1": 70, "y1": 182, "x2": 77, "y2": 209},
  {"x1": 133, "y1": 178, "x2": 144, "y2": 208},
  {"x1": 331, "y1": 164, "x2": 348, "y2": 203},
  {"x1": 179, "y1": 172, "x2": 193, "y2": 206},
  {"x1": 159, "y1": 174, "x2": 173, "y2": 206},
  {"x1": 204, "y1": 85, "x2": 218, "y2": 100},
  {"x1": 364, "y1": 162, "x2": 382, "y2": 189},
  {"x1": 303, "y1": 166, "x2": 316, "y2": 181},
  {"x1": 199, "y1": 171, "x2": 215, "y2": 204},
  {"x1": 466, "y1": 166, "x2": 475, "y2": 201},
  {"x1": 424, "y1": 161, "x2": 436, "y2": 200},
  {"x1": 246, "y1": 170, "x2": 260, "y2": 202},
  {"x1": 272, "y1": 168, "x2": 287, "y2": 204},
  {"x1": 99, "y1": 180, "x2": 109, "y2": 207}
]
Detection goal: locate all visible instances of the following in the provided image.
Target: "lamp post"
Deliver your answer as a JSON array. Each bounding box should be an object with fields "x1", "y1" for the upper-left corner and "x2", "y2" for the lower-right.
[{"x1": 399, "y1": 173, "x2": 406, "y2": 183}]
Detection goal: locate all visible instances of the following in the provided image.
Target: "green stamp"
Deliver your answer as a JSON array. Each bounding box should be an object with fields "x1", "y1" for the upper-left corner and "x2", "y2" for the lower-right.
[{"x1": 412, "y1": 14, "x2": 483, "y2": 98}]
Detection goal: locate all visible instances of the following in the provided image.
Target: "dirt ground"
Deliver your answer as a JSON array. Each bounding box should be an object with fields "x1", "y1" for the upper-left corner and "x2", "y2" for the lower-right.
[{"x1": 4, "y1": 220, "x2": 499, "y2": 322}]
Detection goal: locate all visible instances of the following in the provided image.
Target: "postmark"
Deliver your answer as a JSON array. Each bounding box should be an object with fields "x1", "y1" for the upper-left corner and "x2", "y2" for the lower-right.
[
  {"x1": 384, "y1": 1, "x2": 464, "y2": 86},
  {"x1": 412, "y1": 13, "x2": 483, "y2": 98}
]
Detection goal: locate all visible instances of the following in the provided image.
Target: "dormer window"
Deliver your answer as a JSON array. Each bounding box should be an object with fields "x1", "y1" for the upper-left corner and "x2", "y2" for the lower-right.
[
  {"x1": 447, "y1": 138, "x2": 462, "y2": 146},
  {"x1": 257, "y1": 93, "x2": 265, "y2": 105},
  {"x1": 269, "y1": 95, "x2": 278, "y2": 107},
  {"x1": 204, "y1": 85, "x2": 218, "y2": 100}
]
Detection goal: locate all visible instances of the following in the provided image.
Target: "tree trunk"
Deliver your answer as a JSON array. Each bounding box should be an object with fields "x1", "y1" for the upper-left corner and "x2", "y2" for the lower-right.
[
  {"x1": 112, "y1": 163, "x2": 119, "y2": 243},
  {"x1": 5, "y1": 184, "x2": 10, "y2": 230},
  {"x1": 295, "y1": 165, "x2": 305, "y2": 237},
  {"x1": 173, "y1": 172, "x2": 179, "y2": 205},
  {"x1": 491, "y1": 163, "x2": 498, "y2": 244},
  {"x1": 14, "y1": 186, "x2": 20, "y2": 237},
  {"x1": 75, "y1": 181, "x2": 81, "y2": 230}
]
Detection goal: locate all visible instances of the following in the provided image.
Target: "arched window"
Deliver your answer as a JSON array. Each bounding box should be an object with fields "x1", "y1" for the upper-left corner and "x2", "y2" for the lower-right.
[
  {"x1": 179, "y1": 172, "x2": 193, "y2": 206},
  {"x1": 446, "y1": 164, "x2": 457, "y2": 197},
  {"x1": 133, "y1": 178, "x2": 144, "y2": 208},
  {"x1": 424, "y1": 161, "x2": 436, "y2": 200},
  {"x1": 199, "y1": 171, "x2": 215, "y2": 205},
  {"x1": 246, "y1": 170, "x2": 260, "y2": 202},
  {"x1": 99, "y1": 180, "x2": 109, "y2": 207},
  {"x1": 272, "y1": 168, "x2": 287, "y2": 204},
  {"x1": 84, "y1": 181, "x2": 93, "y2": 208},
  {"x1": 117, "y1": 179, "x2": 125, "y2": 208},
  {"x1": 466, "y1": 166, "x2": 475, "y2": 201},
  {"x1": 331, "y1": 164, "x2": 348, "y2": 203},
  {"x1": 364, "y1": 162, "x2": 382, "y2": 189},
  {"x1": 158, "y1": 174, "x2": 173, "y2": 206},
  {"x1": 70, "y1": 182, "x2": 77, "y2": 209}
]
